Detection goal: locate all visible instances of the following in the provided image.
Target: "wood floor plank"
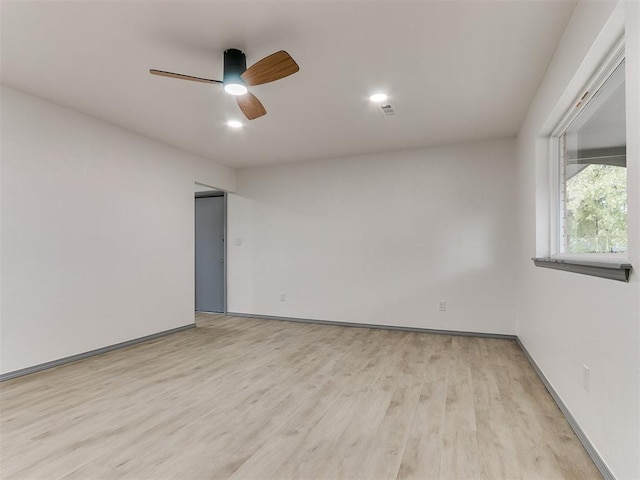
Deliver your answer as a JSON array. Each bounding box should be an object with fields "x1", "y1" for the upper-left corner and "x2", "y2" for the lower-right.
[
  {"x1": 470, "y1": 355, "x2": 523, "y2": 480},
  {"x1": 396, "y1": 343, "x2": 449, "y2": 480},
  {"x1": 0, "y1": 314, "x2": 602, "y2": 480}
]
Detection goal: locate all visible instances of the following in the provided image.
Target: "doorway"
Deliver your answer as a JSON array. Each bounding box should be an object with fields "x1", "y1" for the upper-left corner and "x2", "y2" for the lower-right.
[{"x1": 195, "y1": 192, "x2": 225, "y2": 313}]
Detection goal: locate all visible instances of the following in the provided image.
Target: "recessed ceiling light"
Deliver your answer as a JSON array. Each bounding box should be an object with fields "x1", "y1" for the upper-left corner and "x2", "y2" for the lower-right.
[
  {"x1": 369, "y1": 93, "x2": 388, "y2": 103},
  {"x1": 227, "y1": 120, "x2": 243, "y2": 128}
]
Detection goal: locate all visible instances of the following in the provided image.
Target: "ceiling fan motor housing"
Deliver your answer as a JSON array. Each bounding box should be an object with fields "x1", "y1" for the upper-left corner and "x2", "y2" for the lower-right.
[{"x1": 223, "y1": 49, "x2": 247, "y2": 87}]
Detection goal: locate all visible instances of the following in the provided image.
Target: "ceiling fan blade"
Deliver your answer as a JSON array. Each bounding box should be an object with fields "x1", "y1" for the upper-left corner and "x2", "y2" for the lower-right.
[
  {"x1": 241, "y1": 51, "x2": 299, "y2": 86},
  {"x1": 236, "y1": 92, "x2": 267, "y2": 120},
  {"x1": 150, "y1": 69, "x2": 222, "y2": 84}
]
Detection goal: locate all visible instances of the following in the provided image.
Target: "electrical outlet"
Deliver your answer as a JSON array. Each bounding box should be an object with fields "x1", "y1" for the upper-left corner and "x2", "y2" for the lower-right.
[
  {"x1": 280, "y1": 292, "x2": 286, "y2": 302},
  {"x1": 582, "y1": 365, "x2": 590, "y2": 392},
  {"x1": 438, "y1": 300, "x2": 447, "y2": 312},
  {"x1": 235, "y1": 238, "x2": 243, "y2": 246}
]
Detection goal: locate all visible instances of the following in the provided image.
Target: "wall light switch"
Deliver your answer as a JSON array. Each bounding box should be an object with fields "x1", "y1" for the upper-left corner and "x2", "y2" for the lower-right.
[{"x1": 235, "y1": 238, "x2": 243, "y2": 246}]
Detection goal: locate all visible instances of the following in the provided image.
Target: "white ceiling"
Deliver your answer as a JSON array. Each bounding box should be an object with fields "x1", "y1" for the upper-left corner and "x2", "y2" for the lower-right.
[{"x1": 1, "y1": 0, "x2": 576, "y2": 168}]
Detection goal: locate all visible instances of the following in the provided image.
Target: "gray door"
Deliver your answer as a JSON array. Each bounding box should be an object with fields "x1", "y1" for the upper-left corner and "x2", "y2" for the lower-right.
[{"x1": 195, "y1": 195, "x2": 225, "y2": 312}]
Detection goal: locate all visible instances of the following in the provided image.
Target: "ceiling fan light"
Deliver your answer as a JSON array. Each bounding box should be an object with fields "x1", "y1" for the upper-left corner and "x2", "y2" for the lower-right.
[{"x1": 224, "y1": 83, "x2": 248, "y2": 96}]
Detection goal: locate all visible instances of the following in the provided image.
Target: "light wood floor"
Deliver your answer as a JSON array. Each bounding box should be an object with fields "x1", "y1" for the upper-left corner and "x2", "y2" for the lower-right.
[{"x1": 1, "y1": 314, "x2": 601, "y2": 480}]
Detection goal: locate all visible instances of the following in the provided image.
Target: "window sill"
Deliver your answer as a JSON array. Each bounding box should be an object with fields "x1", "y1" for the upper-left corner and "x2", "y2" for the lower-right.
[{"x1": 532, "y1": 257, "x2": 632, "y2": 282}]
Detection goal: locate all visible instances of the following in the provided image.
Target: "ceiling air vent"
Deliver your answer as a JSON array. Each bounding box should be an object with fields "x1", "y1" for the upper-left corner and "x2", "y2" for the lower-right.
[{"x1": 379, "y1": 104, "x2": 396, "y2": 117}]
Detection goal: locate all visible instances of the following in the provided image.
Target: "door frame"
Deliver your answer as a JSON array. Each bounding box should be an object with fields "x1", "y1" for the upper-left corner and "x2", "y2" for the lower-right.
[{"x1": 195, "y1": 190, "x2": 227, "y2": 314}]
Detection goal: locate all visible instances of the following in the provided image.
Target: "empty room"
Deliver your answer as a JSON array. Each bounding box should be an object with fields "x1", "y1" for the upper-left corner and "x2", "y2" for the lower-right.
[{"x1": 1, "y1": 1, "x2": 638, "y2": 479}]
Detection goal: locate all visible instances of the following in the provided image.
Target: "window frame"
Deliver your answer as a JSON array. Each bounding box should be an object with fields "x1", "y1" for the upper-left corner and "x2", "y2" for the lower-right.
[
  {"x1": 533, "y1": 36, "x2": 632, "y2": 281},
  {"x1": 550, "y1": 38, "x2": 626, "y2": 258}
]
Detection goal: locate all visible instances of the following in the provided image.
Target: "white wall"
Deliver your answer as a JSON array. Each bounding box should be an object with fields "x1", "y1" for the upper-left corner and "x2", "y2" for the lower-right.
[
  {"x1": 0, "y1": 86, "x2": 235, "y2": 374},
  {"x1": 515, "y1": 1, "x2": 640, "y2": 479},
  {"x1": 228, "y1": 138, "x2": 517, "y2": 335}
]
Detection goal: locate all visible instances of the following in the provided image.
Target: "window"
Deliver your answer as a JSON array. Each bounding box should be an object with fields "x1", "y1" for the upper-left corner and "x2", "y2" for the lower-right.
[
  {"x1": 559, "y1": 60, "x2": 626, "y2": 255},
  {"x1": 533, "y1": 39, "x2": 631, "y2": 281}
]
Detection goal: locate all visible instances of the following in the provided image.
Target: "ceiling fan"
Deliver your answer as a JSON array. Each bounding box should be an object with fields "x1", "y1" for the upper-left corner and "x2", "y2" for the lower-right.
[{"x1": 150, "y1": 49, "x2": 299, "y2": 120}]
